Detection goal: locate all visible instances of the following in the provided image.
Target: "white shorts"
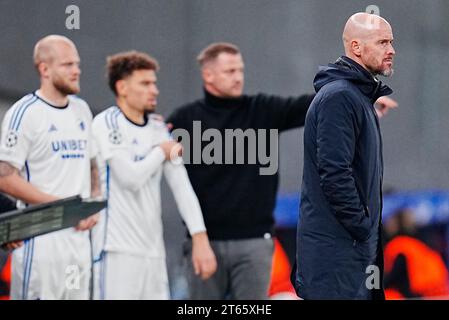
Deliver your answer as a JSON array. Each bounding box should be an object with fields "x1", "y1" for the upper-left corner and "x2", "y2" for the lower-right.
[
  {"x1": 94, "y1": 251, "x2": 169, "y2": 300},
  {"x1": 10, "y1": 229, "x2": 91, "y2": 300}
]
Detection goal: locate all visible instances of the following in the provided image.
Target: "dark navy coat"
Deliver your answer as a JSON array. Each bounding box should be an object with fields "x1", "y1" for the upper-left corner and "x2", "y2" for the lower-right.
[{"x1": 295, "y1": 56, "x2": 392, "y2": 299}]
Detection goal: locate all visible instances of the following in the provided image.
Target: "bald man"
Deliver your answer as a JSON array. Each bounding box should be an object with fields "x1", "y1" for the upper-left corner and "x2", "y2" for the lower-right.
[
  {"x1": 0, "y1": 35, "x2": 99, "y2": 299},
  {"x1": 295, "y1": 13, "x2": 395, "y2": 300}
]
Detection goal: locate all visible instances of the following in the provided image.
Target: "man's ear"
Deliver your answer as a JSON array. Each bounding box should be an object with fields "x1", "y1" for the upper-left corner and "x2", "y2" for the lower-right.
[
  {"x1": 352, "y1": 40, "x2": 362, "y2": 57},
  {"x1": 202, "y1": 67, "x2": 214, "y2": 84},
  {"x1": 38, "y1": 62, "x2": 49, "y2": 79},
  {"x1": 116, "y1": 79, "x2": 127, "y2": 97}
]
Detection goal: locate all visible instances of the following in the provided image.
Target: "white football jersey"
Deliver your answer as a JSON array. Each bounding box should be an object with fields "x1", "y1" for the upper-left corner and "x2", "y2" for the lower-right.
[
  {"x1": 0, "y1": 91, "x2": 95, "y2": 299},
  {"x1": 0, "y1": 91, "x2": 94, "y2": 200},
  {"x1": 92, "y1": 106, "x2": 205, "y2": 259}
]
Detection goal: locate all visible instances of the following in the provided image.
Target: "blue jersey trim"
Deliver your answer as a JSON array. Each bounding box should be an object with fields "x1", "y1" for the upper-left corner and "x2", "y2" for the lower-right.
[
  {"x1": 24, "y1": 162, "x2": 30, "y2": 182},
  {"x1": 105, "y1": 110, "x2": 112, "y2": 130},
  {"x1": 25, "y1": 239, "x2": 35, "y2": 299},
  {"x1": 105, "y1": 107, "x2": 120, "y2": 130},
  {"x1": 21, "y1": 238, "x2": 35, "y2": 300},
  {"x1": 104, "y1": 165, "x2": 110, "y2": 249},
  {"x1": 99, "y1": 164, "x2": 111, "y2": 300},
  {"x1": 14, "y1": 97, "x2": 38, "y2": 131},
  {"x1": 100, "y1": 251, "x2": 107, "y2": 300},
  {"x1": 112, "y1": 108, "x2": 121, "y2": 129},
  {"x1": 9, "y1": 94, "x2": 34, "y2": 130},
  {"x1": 10, "y1": 95, "x2": 37, "y2": 131},
  {"x1": 21, "y1": 162, "x2": 33, "y2": 299},
  {"x1": 22, "y1": 241, "x2": 29, "y2": 299}
]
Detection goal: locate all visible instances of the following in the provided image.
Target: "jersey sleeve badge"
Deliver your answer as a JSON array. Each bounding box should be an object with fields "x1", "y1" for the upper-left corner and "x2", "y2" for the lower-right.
[
  {"x1": 109, "y1": 129, "x2": 122, "y2": 145},
  {"x1": 5, "y1": 131, "x2": 18, "y2": 148}
]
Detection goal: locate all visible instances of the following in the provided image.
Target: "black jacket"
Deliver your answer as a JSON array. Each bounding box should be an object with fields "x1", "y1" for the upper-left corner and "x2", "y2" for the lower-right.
[
  {"x1": 167, "y1": 90, "x2": 314, "y2": 240},
  {"x1": 295, "y1": 56, "x2": 392, "y2": 299},
  {"x1": 0, "y1": 193, "x2": 16, "y2": 214}
]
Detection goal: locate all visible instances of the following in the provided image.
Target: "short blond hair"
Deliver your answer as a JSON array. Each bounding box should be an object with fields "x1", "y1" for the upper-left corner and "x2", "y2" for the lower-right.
[
  {"x1": 197, "y1": 42, "x2": 240, "y2": 67},
  {"x1": 33, "y1": 35, "x2": 76, "y2": 69}
]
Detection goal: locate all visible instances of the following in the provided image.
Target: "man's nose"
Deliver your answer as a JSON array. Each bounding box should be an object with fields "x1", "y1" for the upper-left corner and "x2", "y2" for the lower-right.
[
  {"x1": 235, "y1": 71, "x2": 244, "y2": 83},
  {"x1": 388, "y1": 44, "x2": 396, "y2": 56},
  {"x1": 74, "y1": 65, "x2": 81, "y2": 75}
]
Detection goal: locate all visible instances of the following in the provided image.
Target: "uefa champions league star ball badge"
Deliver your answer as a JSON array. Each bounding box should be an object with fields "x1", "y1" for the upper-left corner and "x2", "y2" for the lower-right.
[
  {"x1": 5, "y1": 131, "x2": 18, "y2": 148},
  {"x1": 109, "y1": 129, "x2": 122, "y2": 145}
]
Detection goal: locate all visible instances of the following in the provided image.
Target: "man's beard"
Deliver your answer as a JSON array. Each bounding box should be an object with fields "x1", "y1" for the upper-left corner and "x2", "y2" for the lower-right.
[
  {"x1": 367, "y1": 56, "x2": 394, "y2": 78},
  {"x1": 53, "y1": 78, "x2": 79, "y2": 95},
  {"x1": 378, "y1": 68, "x2": 394, "y2": 77}
]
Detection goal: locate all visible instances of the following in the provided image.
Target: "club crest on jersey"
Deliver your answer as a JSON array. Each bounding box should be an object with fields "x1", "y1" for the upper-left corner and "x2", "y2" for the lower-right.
[
  {"x1": 5, "y1": 131, "x2": 18, "y2": 148},
  {"x1": 79, "y1": 121, "x2": 85, "y2": 131},
  {"x1": 109, "y1": 129, "x2": 122, "y2": 145}
]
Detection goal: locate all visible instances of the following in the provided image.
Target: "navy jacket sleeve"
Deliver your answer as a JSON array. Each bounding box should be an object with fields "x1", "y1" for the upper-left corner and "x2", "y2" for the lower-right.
[
  {"x1": 255, "y1": 94, "x2": 315, "y2": 131},
  {"x1": 316, "y1": 91, "x2": 371, "y2": 241}
]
